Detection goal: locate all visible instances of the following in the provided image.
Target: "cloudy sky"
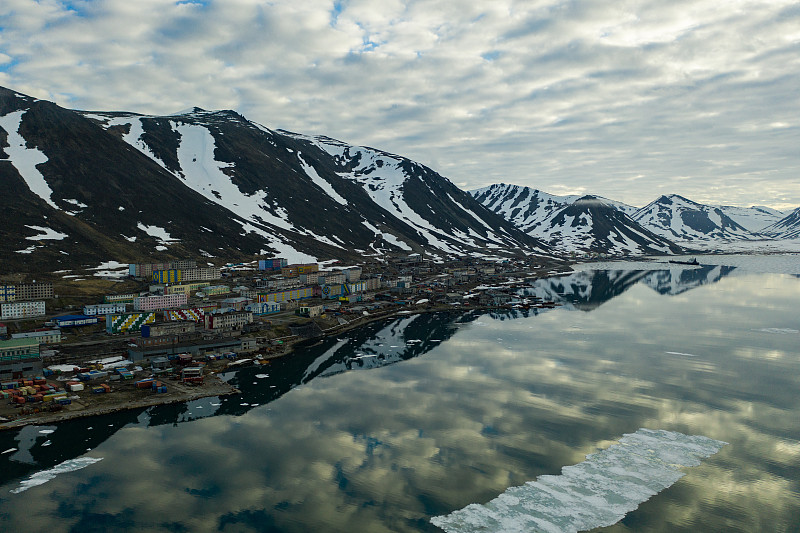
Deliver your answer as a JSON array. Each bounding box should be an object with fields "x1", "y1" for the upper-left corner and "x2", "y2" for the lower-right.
[{"x1": 1, "y1": 0, "x2": 798, "y2": 209}]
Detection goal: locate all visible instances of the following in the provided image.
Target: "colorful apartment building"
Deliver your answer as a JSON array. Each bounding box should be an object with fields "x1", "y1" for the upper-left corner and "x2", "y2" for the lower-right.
[
  {"x1": 106, "y1": 312, "x2": 157, "y2": 334},
  {"x1": 281, "y1": 263, "x2": 319, "y2": 278},
  {"x1": 256, "y1": 287, "x2": 313, "y2": 303},
  {"x1": 133, "y1": 294, "x2": 188, "y2": 311}
]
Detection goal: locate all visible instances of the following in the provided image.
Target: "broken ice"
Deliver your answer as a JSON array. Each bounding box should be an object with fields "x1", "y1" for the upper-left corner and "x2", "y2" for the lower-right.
[{"x1": 431, "y1": 428, "x2": 726, "y2": 533}]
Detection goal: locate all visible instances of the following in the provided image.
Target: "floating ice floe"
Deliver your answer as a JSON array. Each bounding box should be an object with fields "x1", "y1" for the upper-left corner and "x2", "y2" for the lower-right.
[
  {"x1": 431, "y1": 428, "x2": 727, "y2": 533},
  {"x1": 10, "y1": 457, "x2": 103, "y2": 494},
  {"x1": 664, "y1": 351, "x2": 699, "y2": 357},
  {"x1": 755, "y1": 328, "x2": 798, "y2": 334},
  {"x1": 255, "y1": 374, "x2": 269, "y2": 379}
]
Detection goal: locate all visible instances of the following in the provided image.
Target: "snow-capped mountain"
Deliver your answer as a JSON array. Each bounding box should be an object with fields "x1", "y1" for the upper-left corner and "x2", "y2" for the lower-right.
[
  {"x1": 759, "y1": 208, "x2": 800, "y2": 239},
  {"x1": 531, "y1": 196, "x2": 683, "y2": 255},
  {"x1": 0, "y1": 86, "x2": 548, "y2": 272},
  {"x1": 632, "y1": 195, "x2": 755, "y2": 242},
  {"x1": 472, "y1": 184, "x2": 680, "y2": 256},
  {"x1": 714, "y1": 205, "x2": 785, "y2": 232}
]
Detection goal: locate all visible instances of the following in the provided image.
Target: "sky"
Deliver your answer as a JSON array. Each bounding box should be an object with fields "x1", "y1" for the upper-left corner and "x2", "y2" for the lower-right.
[{"x1": 0, "y1": 0, "x2": 798, "y2": 210}]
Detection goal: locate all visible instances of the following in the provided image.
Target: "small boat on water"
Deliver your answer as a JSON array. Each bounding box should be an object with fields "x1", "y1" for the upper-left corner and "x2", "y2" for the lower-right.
[{"x1": 668, "y1": 258, "x2": 699, "y2": 266}]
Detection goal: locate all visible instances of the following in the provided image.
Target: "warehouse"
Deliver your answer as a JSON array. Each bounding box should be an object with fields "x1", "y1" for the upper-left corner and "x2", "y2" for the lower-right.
[
  {"x1": 141, "y1": 321, "x2": 197, "y2": 338},
  {"x1": 0, "y1": 338, "x2": 42, "y2": 380},
  {"x1": 11, "y1": 330, "x2": 62, "y2": 343},
  {"x1": 127, "y1": 336, "x2": 256, "y2": 362},
  {"x1": 53, "y1": 315, "x2": 99, "y2": 328}
]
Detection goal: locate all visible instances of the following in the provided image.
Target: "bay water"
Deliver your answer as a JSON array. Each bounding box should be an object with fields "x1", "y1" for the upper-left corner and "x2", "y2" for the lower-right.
[{"x1": 1, "y1": 257, "x2": 798, "y2": 532}]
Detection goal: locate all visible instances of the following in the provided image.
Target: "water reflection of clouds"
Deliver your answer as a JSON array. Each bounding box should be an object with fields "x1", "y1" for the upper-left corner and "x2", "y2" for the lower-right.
[{"x1": 0, "y1": 274, "x2": 798, "y2": 532}]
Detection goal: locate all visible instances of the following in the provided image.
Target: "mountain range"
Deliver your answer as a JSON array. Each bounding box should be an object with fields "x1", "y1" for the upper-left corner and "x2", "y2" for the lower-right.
[
  {"x1": 2, "y1": 85, "x2": 798, "y2": 274},
  {"x1": 472, "y1": 184, "x2": 799, "y2": 256},
  {"x1": 0, "y1": 86, "x2": 546, "y2": 273}
]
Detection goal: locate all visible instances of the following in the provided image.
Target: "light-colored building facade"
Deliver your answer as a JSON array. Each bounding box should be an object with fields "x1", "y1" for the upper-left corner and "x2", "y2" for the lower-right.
[
  {"x1": 204, "y1": 310, "x2": 253, "y2": 330},
  {"x1": 83, "y1": 303, "x2": 128, "y2": 316},
  {"x1": 1, "y1": 300, "x2": 46, "y2": 320},
  {"x1": 10, "y1": 329, "x2": 62, "y2": 343},
  {"x1": 164, "y1": 282, "x2": 211, "y2": 295},
  {"x1": 133, "y1": 294, "x2": 188, "y2": 311}
]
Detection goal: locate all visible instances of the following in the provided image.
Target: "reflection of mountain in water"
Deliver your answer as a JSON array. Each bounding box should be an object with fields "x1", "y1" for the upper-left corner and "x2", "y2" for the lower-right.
[
  {"x1": 642, "y1": 265, "x2": 738, "y2": 295},
  {"x1": 0, "y1": 264, "x2": 740, "y2": 488},
  {"x1": 520, "y1": 264, "x2": 737, "y2": 310},
  {"x1": 0, "y1": 312, "x2": 470, "y2": 487}
]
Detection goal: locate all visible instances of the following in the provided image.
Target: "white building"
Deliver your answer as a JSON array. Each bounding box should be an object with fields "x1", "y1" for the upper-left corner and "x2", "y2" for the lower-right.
[
  {"x1": 1, "y1": 300, "x2": 46, "y2": 320},
  {"x1": 83, "y1": 303, "x2": 128, "y2": 316}
]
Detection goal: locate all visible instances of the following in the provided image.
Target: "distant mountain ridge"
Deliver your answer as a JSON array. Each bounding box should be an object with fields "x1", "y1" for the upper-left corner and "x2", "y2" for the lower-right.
[{"x1": 472, "y1": 184, "x2": 798, "y2": 255}]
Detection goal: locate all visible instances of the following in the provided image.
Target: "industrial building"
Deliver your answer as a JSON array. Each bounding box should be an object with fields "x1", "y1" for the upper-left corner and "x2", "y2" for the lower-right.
[
  {"x1": 127, "y1": 336, "x2": 256, "y2": 362},
  {"x1": 10, "y1": 330, "x2": 62, "y2": 344},
  {"x1": 1, "y1": 300, "x2": 46, "y2": 320},
  {"x1": 133, "y1": 294, "x2": 188, "y2": 311},
  {"x1": 53, "y1": 315, "x2": 99, "y2": 328},
  {"x1": 141, "y1": 321, "x2": 197, "y2": 338},
  {"x1": 0, "y1": 338, "x2": 41, "y2": 380},
  {"x1": 83, "y1": 303, "x2": 128, "y2": 316}
]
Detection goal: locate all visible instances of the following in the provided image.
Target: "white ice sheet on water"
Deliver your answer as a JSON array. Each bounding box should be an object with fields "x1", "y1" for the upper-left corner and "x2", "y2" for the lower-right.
[
  {"x1": 10, "y1": 457, "x2": 103, "y2": 494},
  {"x1": 431, "y1": 428, "x2": 726, "y2": 533}
]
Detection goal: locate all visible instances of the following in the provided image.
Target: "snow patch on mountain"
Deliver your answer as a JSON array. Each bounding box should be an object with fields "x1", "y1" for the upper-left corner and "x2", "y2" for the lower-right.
[
  {"x1": 0, "y1": 110, "x2": 58, "y2": 208},
  {"x1": 25, "y1": 225, "x2": 68, "y2": 240}
]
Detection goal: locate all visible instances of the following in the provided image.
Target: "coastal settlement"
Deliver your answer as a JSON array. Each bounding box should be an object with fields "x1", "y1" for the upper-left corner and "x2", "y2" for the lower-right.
[{"x1": 0, "y1": 254, "x2": 568, "y2": 429}]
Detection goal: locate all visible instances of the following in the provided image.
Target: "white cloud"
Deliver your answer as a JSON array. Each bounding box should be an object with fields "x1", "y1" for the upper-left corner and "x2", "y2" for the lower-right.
[{"x1": 0, "y1": 0, "x2": 798, "y2": 209}]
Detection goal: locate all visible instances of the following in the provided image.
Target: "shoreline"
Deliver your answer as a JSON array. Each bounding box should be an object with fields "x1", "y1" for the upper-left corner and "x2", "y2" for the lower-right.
[{"x1": 0, "y1": 288, "x2": 566, "y2": 431}]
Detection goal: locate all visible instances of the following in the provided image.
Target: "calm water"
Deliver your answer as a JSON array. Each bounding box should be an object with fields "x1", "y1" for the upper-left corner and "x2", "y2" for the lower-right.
[{"x1": 1, "y1": 262, "x2": 798, "y2": 532}]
